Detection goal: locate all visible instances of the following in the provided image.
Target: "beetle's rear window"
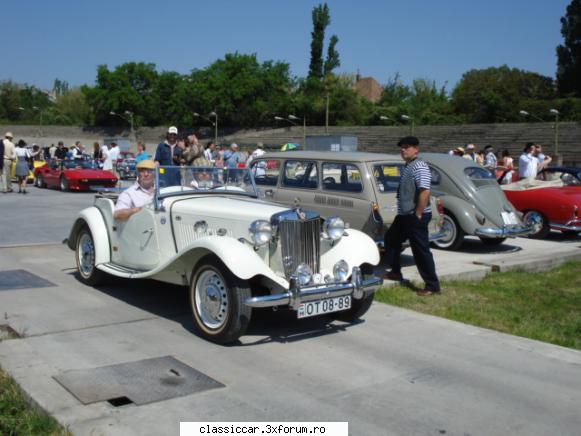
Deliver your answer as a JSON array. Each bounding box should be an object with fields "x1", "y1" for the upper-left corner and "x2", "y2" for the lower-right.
[{"x1": 464, "y1": 167, "x2": 497, "y2": 188}]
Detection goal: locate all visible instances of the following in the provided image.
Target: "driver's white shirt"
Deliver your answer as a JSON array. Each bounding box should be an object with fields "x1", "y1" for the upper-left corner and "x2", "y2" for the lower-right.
[
  {"x1": 115, "y1": 182, "x2": 154, "y2": 211},
  {"x1": 518, "y1": 153, "x2": 538, "y2": 179}
]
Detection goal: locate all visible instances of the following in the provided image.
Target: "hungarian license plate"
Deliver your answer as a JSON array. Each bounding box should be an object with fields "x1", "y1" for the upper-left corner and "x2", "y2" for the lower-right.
[
  {"x1": 297, "y1": 295, "x2": 351, "y2": 319},
  {"x1": 501, "y1": 211, "x2": 519, "y2": 225}
]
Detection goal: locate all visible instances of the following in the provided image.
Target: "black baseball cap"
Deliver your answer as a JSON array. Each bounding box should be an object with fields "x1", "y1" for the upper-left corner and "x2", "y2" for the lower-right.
[{"x1": 397, "y1": 136, "x2": 420, "y2": 147}]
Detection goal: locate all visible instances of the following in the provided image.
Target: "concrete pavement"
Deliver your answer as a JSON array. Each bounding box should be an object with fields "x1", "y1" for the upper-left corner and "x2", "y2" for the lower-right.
[{"x1": 1, "y1": 187, "x2": 581, "y2": 435}]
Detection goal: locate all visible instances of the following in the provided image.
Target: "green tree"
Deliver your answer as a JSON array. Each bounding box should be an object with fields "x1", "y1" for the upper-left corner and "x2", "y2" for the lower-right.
[
  {"x1": 451, "y1": 66, "x2": 556, "y2": 123},
  {"x1": 324, "y1": 35, "x2": 340, "y2": 75},
  {"x1": 188, "y1": 53, "x2": 293, "y2": 128},
  {"x1": 84, "y1": 62, "x2": 159, "y2": 126},
  {"x1": 556, "y1": 0, "x2": 581, "y2": 96},
  {"x1": 53, "y1": 88, "x2": 93, "y2": 125},
  {"x1": 308, "y1": 3, "x2": 330, "y2": 79},
  {"x1": 308, "y1": 3, "x2": 340, "y2": 80}
]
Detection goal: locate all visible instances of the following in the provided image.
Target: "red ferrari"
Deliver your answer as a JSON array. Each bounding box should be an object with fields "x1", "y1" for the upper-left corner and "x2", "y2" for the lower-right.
[
  {"x1": 34, "y1": 159, "x2": 118, "y2": 191},
  {"x1": 502, "y1": 181, "x2": 580, "y2": 238}
]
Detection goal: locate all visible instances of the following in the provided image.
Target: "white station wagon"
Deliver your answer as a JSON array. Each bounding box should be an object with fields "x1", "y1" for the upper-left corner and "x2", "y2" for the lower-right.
[{"x1": 67, "y1": 166, "x2": 382, "y2": 344}]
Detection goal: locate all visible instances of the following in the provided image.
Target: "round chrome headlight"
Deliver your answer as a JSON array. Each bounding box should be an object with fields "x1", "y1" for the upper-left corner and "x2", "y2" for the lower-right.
[
  {"x1": 324, "y1": 216, "x2": 345, "y2": 241},
  {"x1": 249, "y1": 220, "x2": 272, "y2": 246},
  {"x1": 333, "y1": 259, "x2": 349, "y2": 282},
  {"x1": 294, "y1": 263, "x2": 312, "y2": 286}
]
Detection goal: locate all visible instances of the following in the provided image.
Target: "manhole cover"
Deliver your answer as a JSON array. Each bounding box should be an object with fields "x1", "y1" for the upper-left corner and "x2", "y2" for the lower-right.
[
  {"x1": 54, "y1": 356, "x2": 224, "y2": 406},
  {"x1": 0, "y1": 269, "x2": 55, "y2": 291}
]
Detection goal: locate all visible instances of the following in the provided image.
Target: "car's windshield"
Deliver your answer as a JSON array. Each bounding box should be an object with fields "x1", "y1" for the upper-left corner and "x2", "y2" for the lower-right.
[
  {"x1": 62, "y1": 159, "x2": 100, "y2": 170},
  {"x1": 156, "y1": 166, "x2": 258, "y2": 197}
]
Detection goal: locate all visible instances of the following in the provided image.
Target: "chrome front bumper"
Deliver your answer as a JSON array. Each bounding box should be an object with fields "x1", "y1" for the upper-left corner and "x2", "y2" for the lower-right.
[
  {"x1": 550, "y1": 221, "x2": 581, "y2": 232},
  {"x1": 475, "y1": 225, "x2": 532, "y2": 238},
  {"x1": 245, "y1": 267, "x2": 382, "y2": 309}
]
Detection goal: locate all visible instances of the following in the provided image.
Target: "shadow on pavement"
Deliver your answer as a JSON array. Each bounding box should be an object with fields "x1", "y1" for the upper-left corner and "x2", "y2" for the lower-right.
[{"x1": 68, "y1": 271, "x2": 359, "y2": 346}]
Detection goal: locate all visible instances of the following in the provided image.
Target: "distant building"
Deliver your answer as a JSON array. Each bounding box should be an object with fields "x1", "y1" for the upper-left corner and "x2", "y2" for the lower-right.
[{"x1": 354, "y1": 76, "x2": 383, "y2": 103}]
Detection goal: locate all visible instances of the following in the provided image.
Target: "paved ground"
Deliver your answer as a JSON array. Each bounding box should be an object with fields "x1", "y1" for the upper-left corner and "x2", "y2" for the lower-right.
[{"x1": 1, "y1": 187, "x2": 581, "y2": 436}]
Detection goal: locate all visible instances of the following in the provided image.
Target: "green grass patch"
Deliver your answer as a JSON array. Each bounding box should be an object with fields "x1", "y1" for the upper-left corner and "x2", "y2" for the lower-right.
[
  {"x1": 375, "y1": 261, "x2": 581, "y2": 350},
  {"x1": 0, "y1": 336, "x2": 70, "y2": 436}
]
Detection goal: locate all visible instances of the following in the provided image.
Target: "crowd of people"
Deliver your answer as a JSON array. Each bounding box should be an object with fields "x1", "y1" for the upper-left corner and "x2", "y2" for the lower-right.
[{"x1": 449, "y1": 142, "x2": 552, "y2": 183}]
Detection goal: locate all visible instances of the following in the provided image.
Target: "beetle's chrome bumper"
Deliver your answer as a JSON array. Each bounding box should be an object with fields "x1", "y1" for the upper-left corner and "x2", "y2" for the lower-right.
[
  {"x1": 245, "y1": 266, "x2": 382, "y2": 309},
  {"x1": 550, "y1": 220, "x2": 581, "y2": 232},
  {"x1": 474, "y1": 225, "x2": 532, "y2": 238}
]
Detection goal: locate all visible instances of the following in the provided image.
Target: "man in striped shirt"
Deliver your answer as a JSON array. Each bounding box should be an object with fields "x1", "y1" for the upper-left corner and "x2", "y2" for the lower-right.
[{"x1": 383, "y1": 136, "x2": 440, "y2": 296}]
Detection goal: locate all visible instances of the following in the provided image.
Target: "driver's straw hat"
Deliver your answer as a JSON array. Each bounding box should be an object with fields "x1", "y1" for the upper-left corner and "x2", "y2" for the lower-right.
[{"x1": 136, "y1": 160, "x2": 156, "y2": 170}]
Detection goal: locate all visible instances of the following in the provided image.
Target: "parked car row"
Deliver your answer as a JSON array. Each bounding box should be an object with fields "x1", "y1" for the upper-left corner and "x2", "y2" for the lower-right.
[{"x1": 64, "y1": 148, "x2": 579, "y2": 344}]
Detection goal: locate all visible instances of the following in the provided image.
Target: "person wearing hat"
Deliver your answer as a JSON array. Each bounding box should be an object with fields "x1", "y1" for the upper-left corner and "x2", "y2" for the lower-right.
[
  {"x1": 114, "y1": 160, "x2": 156, "y2": 221},
  {"x1": 452, "y1": 146, "x2": 465, "y2": 157},
  {"x1": 383, "y1": 136, "x2": 440, "y2": 296},
  {"x1": 154, "y1": 126, "x2": 183, "y2": 187},
  {"x1": 463, "y1": 143, "x2": 476, "y2": 161},
  {"x1": 1, "y1": 132, "x2": 16, "y2": 193}
]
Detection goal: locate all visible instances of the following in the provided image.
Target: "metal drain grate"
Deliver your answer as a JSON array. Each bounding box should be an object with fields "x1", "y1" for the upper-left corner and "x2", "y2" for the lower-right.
[
  {"x1": 0, "y1": 269, "x2": 55, "y2": 291},
  {"x1": 54, "y1": 356, "x2": 224, "y2": 406}
]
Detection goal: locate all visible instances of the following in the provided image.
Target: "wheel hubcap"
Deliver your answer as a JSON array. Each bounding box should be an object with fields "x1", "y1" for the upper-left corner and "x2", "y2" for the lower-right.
[
  {"x1": 436, "y1": 216, "x2": 456, "y2": 247},
  {"x1": 195, "y1": 270, "x2": 228, "y2": 329},
  {"x1": 78, "y1": 233, "x2": 95, "y2": 277},
  {"x1": 524, "y1": 212, "x2": 543, "y2": 234}
]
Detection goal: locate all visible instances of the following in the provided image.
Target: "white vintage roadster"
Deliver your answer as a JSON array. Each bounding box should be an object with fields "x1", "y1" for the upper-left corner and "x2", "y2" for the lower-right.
[{"x1": 67, "y1": 166, "x2": 382, "y2": 343}]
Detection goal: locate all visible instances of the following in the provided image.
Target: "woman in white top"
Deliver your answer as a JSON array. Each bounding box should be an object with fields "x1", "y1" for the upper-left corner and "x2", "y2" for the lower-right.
[{"x1": 14, "y1": 140, "x2": 31, "y2": 194}]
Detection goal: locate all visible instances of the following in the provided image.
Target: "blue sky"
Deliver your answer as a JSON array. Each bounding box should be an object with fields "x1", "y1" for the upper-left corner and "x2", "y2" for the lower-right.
[{"x1": 0, "y1": 0, "x2": 571, "y2": 92}]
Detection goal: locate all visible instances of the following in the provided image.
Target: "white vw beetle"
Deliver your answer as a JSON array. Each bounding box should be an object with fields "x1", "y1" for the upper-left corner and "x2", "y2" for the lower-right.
[{"x1": 67, "y1": 166, "x2": 382, "y2": 343}]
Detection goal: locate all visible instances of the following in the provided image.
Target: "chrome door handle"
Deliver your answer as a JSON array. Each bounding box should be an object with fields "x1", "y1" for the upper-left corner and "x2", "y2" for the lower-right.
[{"x1": 265, "y1": 189, "x2": 273, "y2": 197}]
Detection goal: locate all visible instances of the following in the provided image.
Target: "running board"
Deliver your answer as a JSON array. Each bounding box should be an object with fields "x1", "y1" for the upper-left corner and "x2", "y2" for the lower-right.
[{"x1": 97, "y1": 262, "x2": 151, "y2": 278}]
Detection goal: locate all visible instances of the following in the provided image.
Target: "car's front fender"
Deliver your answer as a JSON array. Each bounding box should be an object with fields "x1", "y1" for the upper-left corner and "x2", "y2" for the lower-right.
[
  {"x1": 321, "y1": 228, "x2": 380, "y2": 269},
  {"x1": 67, "y1": 207, "x2": 111, "y2": 265},
  {"x1": 161, "y1": 236, "x2": 289, "y2": 289}
]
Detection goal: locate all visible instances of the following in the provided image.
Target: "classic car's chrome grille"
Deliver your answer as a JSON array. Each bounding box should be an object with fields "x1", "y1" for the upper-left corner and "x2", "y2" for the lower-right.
[{"x1": 279, "y1": 217, "x2": 320, "y2": 279}]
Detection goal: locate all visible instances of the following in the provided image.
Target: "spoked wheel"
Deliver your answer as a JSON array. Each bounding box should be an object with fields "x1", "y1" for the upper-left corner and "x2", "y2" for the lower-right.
[
  {"x1": 60, "y1": 176, "x2": 69, "y2": 192},
  {"x1": 524, "y1": 210, "x2": 550, "y2": 239},
  {"x1": 75, "y1": 227, "x2": 106, "y2": 286},
  {"x1": 432, "y1": 213, "x2": 464, "y2": 250},
  {"x1": 35, "y1": 174, "x2": 46, "y2": 188},
  {"x1": 190, "y1": 254, "x2": 252, "y2": 344}
]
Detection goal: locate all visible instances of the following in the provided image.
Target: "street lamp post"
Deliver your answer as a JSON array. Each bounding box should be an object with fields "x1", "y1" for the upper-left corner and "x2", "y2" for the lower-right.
[
  {"x1": 288, "y1": 114, "x2": 306, "y2": 149},
  {"x1": 401, "y1": 114, "x2": 414, "y2": 135},
  {"x1": 550, "y1": 108, "x2": 560, "y2": 157}
]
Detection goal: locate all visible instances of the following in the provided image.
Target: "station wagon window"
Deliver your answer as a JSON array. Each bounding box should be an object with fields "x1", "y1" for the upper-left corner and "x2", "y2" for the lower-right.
[
  {"x1": 283, "y1": 160, "x2": 318, "y2": 189},
  {"x1": 251, "y1": 159, "x2": 280, "y2": 186},
  {"x1": 372, "y1": 164, "x2": 404, "y2": 193},
  {"x1": 322, "y1": 163, "x2": 363, "y2": 193}
]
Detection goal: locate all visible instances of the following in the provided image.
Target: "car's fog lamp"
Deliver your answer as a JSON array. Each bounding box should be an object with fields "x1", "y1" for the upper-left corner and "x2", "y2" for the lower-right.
[
  {"x1": 294, "y1": 263, "x2": 312, "y2": 286},
  {"x1": 249, "y1": 220, "x2": 272, "y2": 246},
  {"x1": 333, "y1": 259, "x2": 349, "y2": 282},
  {"x1": 324, "y1": 216, "x2": 345, "y2": 241}
]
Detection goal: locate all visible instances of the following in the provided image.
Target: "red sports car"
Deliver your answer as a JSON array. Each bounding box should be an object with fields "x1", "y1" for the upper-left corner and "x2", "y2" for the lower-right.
[
  {"x1": 34, "y1": 159, "x2": 118, "y2": 191},
  {"x1": 502, "y1": 180, "x2": 580, "y2": 238}
]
